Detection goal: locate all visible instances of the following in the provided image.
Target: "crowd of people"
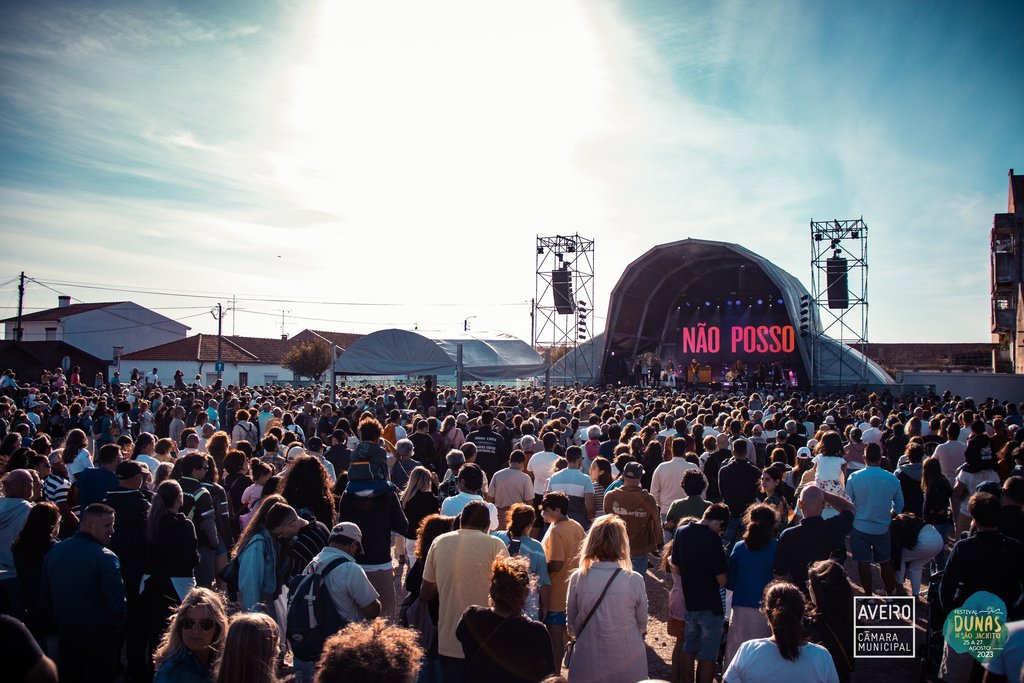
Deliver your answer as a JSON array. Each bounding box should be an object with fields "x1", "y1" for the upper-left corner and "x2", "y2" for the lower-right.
[{"x1": 1, "y1": 368, "x2": 1024, "y2": 682}]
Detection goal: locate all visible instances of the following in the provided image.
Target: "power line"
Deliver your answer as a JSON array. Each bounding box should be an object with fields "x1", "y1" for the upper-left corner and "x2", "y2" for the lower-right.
[{"x1": 28, "y1": 277, "x2": 526, "y2": 307}]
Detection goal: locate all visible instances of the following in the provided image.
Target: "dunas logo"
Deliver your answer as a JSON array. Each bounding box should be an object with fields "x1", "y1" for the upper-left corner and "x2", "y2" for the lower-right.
[{"x1": 943, "y1": 591, "x2": 1008, "y2": 663}]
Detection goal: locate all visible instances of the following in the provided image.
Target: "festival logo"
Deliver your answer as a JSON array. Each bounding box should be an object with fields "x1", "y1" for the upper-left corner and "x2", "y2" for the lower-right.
[
  {"x1": 853, "y1": 596, "x2": 915, "y2": 658},
  {"x1": 942, "y1": 591, "x2": 1008, "y2": 664}
]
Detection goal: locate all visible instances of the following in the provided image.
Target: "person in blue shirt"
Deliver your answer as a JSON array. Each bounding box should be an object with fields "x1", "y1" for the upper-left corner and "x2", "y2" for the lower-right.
[
  {"x1": 75, "y1": 444, "x2": 120, "y2": 510},
  {"x1": 845, "y1": 442, "x2": 903, "y2": 595},
  {"x1": 492, "y1": 503, "x2": 552, "y2": 621},
  {"x1": 545, "y1": 446, "x2": 595, "y2": 529},
  {"x1": 725, "y1": 503, "x2": 779, "y2": 668},
  {"x1": 41, "y1": 502, "x2": 126, "y2": 683}
]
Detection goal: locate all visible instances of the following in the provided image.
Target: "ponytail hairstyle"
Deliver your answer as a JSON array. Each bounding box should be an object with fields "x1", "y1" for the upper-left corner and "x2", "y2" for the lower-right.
[
  {"x1": 132, "y1": 432, "x2": 156, "y2": 460},
  {"x1": 762, "y1": 581, "x2": 807, "y2": 661},
  {"x1": 741, "y1": 503, "x2": 777, "y2": 552},
  {"x1": 147, "y1": 480, "x2": 183, "y2": 542}
]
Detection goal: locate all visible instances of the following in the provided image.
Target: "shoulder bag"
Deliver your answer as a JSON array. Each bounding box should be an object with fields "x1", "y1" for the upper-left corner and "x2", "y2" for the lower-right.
[{"x1": 563, "y1": 567, "x2": 621, "y2": 669}]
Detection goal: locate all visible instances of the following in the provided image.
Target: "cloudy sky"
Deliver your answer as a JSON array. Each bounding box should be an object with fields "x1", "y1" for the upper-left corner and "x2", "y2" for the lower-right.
[{"x1": 1, "y1": 0, "x2": 1021, "y2": 344}]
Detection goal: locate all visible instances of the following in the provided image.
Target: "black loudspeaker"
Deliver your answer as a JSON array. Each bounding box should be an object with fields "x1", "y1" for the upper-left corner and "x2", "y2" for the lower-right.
[
  {"x1": 551, "y1": 269, "x2": 575, "y2": 314},
  {"x1": 826, "y1": 258, "x2": 849, "y2": 309}
]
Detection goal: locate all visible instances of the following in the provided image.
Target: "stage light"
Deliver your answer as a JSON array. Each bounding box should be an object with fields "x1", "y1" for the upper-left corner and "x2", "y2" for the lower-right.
[
  {"x1": 578, "y1": 300, "x2": 587, "y2": 307},
  {"x1": 735, "y1": 299, "x2": 742, "y2": 306},
  {"x1": 814, "y1": 233, "x2": 823, "y2": 241},
  {"x1": 566, "y1": 245, "x2": 575, "y2": 253},
  {"x1": 757, "y1": 299, "x2": 763, "y2": 305},
  {"x1": 726, "y1": 300, "x2": 732, "y2": 306},
  {"x1": 851, "y1": 229, "x2": 859, "y2": 239},
  {"x1": 704, "y1": 301, "x2": 711, "y2": 307},
  {"x1": 777, "y1": 298, "x2": 783, "y2": 304},
  {"x1": 536, "y1": 246, "x2": 544, "y2": 255}
]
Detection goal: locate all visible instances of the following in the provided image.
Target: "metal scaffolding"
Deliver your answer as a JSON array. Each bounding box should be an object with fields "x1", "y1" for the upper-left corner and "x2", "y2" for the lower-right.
[
  {"x1": 532, "y1": 234, "x2": 595, "y2": 384},
  {"x1": 808, "y1": 218, "x2": 869, "y2": 388}
]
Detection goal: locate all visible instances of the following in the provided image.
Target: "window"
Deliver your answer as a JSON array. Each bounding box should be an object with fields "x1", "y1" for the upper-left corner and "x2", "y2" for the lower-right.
[
  {"x1": 45, "y1": 327, "x2": 57, "y2": 341},
  {"x1": 238, "y1": 372, "x2": 248, "y2": 387},
  {"x1": 264, "y1": 374, "x2": 277, "y2": 385}
]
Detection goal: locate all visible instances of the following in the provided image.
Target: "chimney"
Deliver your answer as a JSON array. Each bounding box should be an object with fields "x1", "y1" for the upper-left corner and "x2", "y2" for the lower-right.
[
  {"x1": 57, "y1": 295, "x2": 71, "y2": 308},
  {"x1": 281, "y1": 334, "x2": 288, "y2": 340}
]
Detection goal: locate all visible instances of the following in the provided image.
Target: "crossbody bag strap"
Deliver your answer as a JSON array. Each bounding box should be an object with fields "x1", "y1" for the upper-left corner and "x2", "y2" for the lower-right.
[
  {"x1": 468, "y1": 615, "x2": 510, "y2": 665},
  {"x1": 575, "y1": 568, "x2": 622, "y2": 639}
]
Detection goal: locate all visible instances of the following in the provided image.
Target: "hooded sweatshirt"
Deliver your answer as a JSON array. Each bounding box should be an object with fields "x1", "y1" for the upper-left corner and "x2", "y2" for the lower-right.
[{"x1": 0, "y1": 498, "x2": 32, "y2": 578}]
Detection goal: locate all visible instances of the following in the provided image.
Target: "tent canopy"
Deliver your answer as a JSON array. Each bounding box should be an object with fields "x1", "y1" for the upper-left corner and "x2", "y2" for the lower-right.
[{"x1": 335, "y1": 328, "x2": 546, "y2": 381}]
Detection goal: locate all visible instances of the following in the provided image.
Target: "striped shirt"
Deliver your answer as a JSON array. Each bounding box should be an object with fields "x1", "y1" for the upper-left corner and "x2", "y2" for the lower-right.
[{"x1": 44, "y1": 473, "x2": 70, "y2": 505}]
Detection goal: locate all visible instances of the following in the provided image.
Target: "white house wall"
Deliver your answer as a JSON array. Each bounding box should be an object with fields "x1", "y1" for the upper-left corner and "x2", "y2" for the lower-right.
[
  {"x1": 116, "y1": 360, "x2": 297, "y2": 388},
  {"x1": 7, "y1": 303, "x2": 187, "y2": 360}
]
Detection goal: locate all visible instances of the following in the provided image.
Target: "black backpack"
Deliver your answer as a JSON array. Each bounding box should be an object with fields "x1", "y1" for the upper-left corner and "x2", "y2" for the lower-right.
[{"x1": 286, "y1": 556, "x2": 350, "y2": 662}]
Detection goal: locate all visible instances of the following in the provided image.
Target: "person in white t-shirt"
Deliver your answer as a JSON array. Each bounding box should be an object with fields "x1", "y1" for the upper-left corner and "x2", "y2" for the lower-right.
[
  {"x1": 933, "y1": 423, "x2": 967, "y2": 485},
  {"x1": 651, "y1": 439, "x2": 699, "y2": 540},
  {"x1": 439, "y1": 463, "x2": 499, "y2": 531},
  {"x1": 526, "y1": 432, "x2": 561, "y2": 505},
  {"x1": 723, "y1": 582, "x2": 839, "y2": 683}
]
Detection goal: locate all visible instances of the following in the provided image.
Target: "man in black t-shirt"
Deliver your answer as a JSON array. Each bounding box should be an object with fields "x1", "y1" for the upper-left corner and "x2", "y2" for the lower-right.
[
  {"x1": 0, "y1": 614, "x2": 57, "y2": 682},
  {"x1": 772, "y1": 485, "x2": 855, "y2": 593},
  {"x1": 672, "y1": 503, "x2": 729, "y2": 683},
  {"x1": 465, "y1": 410, "x2": 509, "y2": 480},
  {"x1": 717, "y1": 440, "x2": 760, "y2": 547}
]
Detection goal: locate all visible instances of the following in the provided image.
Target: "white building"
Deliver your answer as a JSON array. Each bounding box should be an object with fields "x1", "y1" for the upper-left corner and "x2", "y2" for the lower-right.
[
  {"x1": 118, "y1": 334, "x2": 300, "y2": 387},
  {"x1": 2, "y1": 296, "x2": 189, "y2": 362}
]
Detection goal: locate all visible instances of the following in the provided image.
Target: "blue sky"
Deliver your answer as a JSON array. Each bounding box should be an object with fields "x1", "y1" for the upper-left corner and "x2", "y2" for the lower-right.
[{"x1": 0, "y1": 0, "x2": 1021, "y2": 343}]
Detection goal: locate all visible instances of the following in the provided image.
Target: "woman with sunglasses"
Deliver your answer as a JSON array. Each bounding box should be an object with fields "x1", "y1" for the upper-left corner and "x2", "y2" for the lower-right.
[{"x1": 153, "y1": 587, "x2": 228, "y2": 683}]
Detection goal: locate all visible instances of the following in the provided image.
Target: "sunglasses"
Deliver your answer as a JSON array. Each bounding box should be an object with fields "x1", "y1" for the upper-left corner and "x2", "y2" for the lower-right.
[{"x1": 182, "y1": 618, "x2": 216, "y2": 631}]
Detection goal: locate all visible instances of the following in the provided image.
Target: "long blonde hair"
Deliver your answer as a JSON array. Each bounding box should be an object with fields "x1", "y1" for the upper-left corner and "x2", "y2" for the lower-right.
[
  {"x1": 214, "y1": 612, "x2": 279, "y2": 683},
  {"x1": 400, "y1": 466, "x2": 433, "y2": 508},
  {"x1": 578, "y1": 515, "x2": 632, "y2": 575},
  {"x1": 153, "y1": 587, "x2": 228, "y2": 670}
]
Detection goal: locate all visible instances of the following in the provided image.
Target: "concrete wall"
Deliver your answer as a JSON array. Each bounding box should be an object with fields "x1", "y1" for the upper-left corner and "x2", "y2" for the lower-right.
[
  {"x1": 899, "y1": 371, "x2": 1024, "y2": 403},
  {"x1": 116, "y1": 360, "x2": 296, "y2": 388},
  {"x1": 7, "y1": 303, "x2": 187, "y2": 360}
]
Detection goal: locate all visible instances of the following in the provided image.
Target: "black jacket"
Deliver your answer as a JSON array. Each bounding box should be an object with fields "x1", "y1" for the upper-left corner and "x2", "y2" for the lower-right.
[
  {"x1": 145, "y1": 513, "x2": 199, "y2": 579},
  {"x1": 337, "y1": 490, "x2": 408, "y2": 566},
  {"x1": 103, "y1": 487, "x2": 152, "y2": 583}
]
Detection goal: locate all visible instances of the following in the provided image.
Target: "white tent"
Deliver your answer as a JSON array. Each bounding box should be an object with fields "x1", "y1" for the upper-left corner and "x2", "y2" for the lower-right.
[{"x1": 335, "y1": 328, "x2": 546, "y2": 381}]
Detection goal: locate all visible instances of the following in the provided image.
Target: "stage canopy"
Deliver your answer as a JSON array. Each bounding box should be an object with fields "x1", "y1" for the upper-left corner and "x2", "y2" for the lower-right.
[
  {"x1": 335, "y1": 328, "x2": 547, "y2": 381},
  {"x1": 600, "y1": 238, "x2": 891, "y2": 386}
]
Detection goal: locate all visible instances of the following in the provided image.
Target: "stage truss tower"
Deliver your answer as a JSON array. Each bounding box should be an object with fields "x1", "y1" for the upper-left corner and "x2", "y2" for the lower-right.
[
  {"x1": 532, "y1": 234, "x2": 595, "y2": 384},
  {"x1": 808, "y1": 218, "x2": 869, "y2": 388}
]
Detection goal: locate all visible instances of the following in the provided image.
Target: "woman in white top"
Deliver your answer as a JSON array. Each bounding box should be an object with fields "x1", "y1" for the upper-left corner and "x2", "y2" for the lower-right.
[
  {"x1": 809, "y1": 433, "x2": 849, "y2": 520},
  {"x1": 566, "y1": 515, "x2": 648, "y2": 683},
  {"x1": 724, "y1": 582, "x2": 839, "y2": 683}
]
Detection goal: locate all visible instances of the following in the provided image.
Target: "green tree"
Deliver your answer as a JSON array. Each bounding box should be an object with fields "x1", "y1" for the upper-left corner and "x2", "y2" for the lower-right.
[{"x1": 281, "y1": 340, "x2": 332, "y2": 381}]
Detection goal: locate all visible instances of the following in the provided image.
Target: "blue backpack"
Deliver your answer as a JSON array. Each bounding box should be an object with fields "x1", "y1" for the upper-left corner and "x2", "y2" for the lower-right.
[{"x1": 286, "y1": 556, "x2": 350, "y2": 662}]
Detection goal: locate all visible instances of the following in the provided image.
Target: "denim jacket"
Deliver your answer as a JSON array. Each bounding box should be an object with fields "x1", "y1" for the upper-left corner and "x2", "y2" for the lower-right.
[{"x1": 237, "y1": 529, "x2": 277, "y2": 611}]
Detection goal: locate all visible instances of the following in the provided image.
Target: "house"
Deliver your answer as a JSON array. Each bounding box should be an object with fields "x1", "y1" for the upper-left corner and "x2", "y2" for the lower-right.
[
  {"x1": 118, "y1": 334, "x2": 300, "y2": 387},
  {"x1": 291, "y1": 329, "x2": 363, "y2": 351},
  {"x1": 0, "y1": 341, "x2": 109, "y2": 386},
  {"x1": 1, "y1": 296, "x2": 189, "y2": 362},
  {"x1": 854, "y1": 342, "x2": 998, "y2": 375}
]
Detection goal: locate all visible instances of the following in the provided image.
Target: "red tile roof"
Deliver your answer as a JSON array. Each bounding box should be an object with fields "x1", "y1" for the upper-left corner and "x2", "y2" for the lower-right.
[
  {"x1": 120, "y1": 334, "x2": 297, "y2": 364},
  {"x1": 855, "y1": 343, "x2": 997, "y2": 371},
  {"x1": 0, "y1": 301, "x2": 123, "y2": 324},
  {"x1": 291, "y1": 329, "x2": 363, "y2": 350}
]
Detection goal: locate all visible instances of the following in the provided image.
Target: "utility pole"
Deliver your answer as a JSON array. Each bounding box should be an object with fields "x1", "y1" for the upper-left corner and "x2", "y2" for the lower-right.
[
  {"x1": 231, "y1": 294, "x2": 236, "y2": 336},
  {"x1": 217, "y1": 303, "x2": 223, "y2": 381},
  {"x1": 330, "y1": 344, "x2": 338, "y2": 405},
  {"x1": 15, "y1": 271, "x2": 25, "y2": 341}
]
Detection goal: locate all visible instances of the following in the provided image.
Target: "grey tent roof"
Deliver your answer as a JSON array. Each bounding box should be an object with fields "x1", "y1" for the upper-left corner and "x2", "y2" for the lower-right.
[
  {"x1": 549, "y1": 333, "x2": 606, "y2": 385},
  {"x1": 335, "y1": 328, "x2": 546, "y2": 381},
  {"x1": 601, "y1": 238, "x2": 892, "y2": 387}
]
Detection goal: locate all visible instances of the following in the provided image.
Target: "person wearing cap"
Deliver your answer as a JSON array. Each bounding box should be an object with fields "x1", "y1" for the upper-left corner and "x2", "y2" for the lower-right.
[
  {"x1": 293, "y1": 522, "x2": 382, "y2": 683},
  {"x1": 103, "y1": 460, "x2": 152, "y2": 680},
  {"x1": 603, "y1": 462, "x2": 663, "y2": 574}
]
